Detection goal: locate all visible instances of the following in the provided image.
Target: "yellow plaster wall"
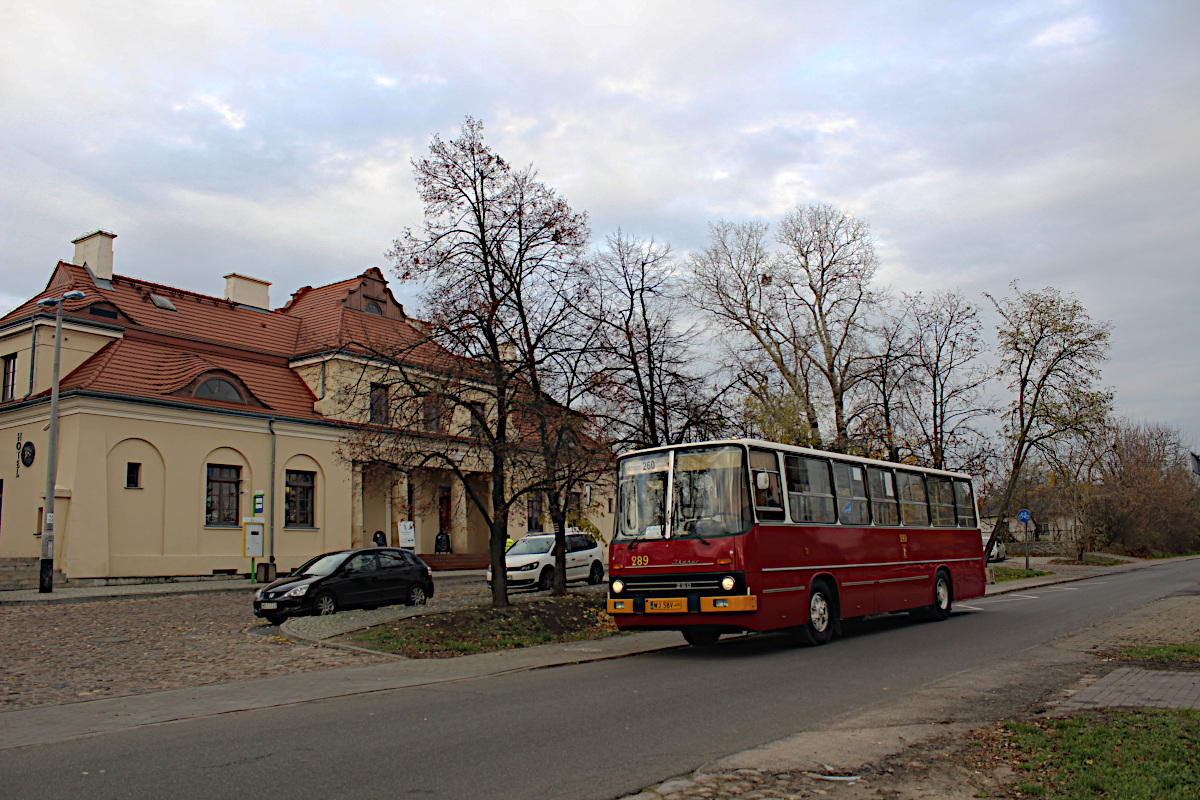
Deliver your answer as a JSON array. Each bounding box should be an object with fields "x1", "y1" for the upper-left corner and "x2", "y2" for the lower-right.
[{"x1": 0, "y1": 398, "x2": 355, "y2": 578}]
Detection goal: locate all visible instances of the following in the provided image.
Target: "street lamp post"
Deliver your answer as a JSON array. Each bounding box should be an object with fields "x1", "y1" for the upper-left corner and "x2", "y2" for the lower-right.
[{"x1": 36, "y1": 289, "x2": 86, "y2": 593}]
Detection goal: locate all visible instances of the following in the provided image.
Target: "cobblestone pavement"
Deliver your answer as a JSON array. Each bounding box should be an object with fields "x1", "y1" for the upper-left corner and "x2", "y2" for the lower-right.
[
  {"x1": 0, "y1": 592, "x2": 390, "y2": 711},
  {"x1": 0, "y1": 577, "x2": 606, "y2": 712}
]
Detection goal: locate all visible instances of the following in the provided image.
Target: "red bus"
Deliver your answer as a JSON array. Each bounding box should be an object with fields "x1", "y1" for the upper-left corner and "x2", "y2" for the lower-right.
[{"x1": 607, "y1": 439, "x2": 986, "y2": 646}]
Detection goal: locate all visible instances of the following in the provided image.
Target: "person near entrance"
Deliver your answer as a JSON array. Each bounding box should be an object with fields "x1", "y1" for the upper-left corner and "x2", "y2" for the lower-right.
[
  {"x1": 435, "y1": 531, "x2": 452, "y2": 553},
  {"x1": 372, "y1": 530, "x2": 387, "y2": 547}
]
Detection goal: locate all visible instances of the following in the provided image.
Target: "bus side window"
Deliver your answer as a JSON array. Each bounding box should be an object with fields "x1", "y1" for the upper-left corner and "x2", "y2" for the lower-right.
[
  {"x1": 954, "y1": 480, "x2": 977, "y2": 527},
  {"x1": 832, "y1": 462, "x2": 869, "y2": 525},
  {"x1": 895, "y1": 471, "x2": 930, "y2": 526},
  {"x1": 749, "y1": 449, "x2": 785, "y2": 521},
  {"x1": 928, "y1": 476, "x2": 957, "y2": 527},
  {"x1": 867, "y1": 467, "x2": 899, "y2": 525},
  {"x1": 784, "y1": 455, "x2": 836, "y2": 523}
]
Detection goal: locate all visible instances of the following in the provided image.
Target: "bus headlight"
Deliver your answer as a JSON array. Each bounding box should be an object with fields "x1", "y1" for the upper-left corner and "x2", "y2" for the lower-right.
[
  {"x1": 721, "y1": 575, "x2": 736, "y2": 592},
  {"x1": 611, "y1": 579, "x2": 625, "y2": 594}
]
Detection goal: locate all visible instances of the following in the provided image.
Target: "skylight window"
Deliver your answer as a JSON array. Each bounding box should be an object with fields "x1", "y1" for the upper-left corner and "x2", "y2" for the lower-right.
[{"x1": 150, "y1": 294, "x2": 177, "y2": 311}]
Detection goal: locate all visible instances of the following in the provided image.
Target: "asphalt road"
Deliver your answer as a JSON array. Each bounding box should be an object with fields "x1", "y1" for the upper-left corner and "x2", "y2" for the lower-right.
[{"x1": 3, "y1": 559, "x2": 1197, "y2": 800}]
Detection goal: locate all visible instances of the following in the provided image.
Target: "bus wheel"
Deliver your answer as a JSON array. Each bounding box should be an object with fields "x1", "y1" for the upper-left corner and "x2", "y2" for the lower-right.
[
  {"x1": 801, "y1": 582, "x2": 835, "y2": 646},
  {"x1": 682, "y1": 628, "x2": 721, "y2": 647},
  {"x1": 927, "y1": 570, "x2": 952, "y2": 621}
]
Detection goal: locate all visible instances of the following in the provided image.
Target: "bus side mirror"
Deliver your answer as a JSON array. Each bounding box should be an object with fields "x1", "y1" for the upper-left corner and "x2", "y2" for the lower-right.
[{"x1": 756, "y1": 472, "x2": 770, "y2": 491}]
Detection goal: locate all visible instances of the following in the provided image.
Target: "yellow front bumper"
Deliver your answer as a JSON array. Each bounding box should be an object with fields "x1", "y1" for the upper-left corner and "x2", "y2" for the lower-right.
[{"x1": 607, "y1": 595, "x2": 758, "y2": 614}]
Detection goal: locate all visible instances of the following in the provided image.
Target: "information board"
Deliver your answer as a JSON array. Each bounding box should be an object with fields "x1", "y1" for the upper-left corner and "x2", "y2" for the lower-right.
[{"x1": 396, "y1": 520, "x2": 416, "y2": 550}]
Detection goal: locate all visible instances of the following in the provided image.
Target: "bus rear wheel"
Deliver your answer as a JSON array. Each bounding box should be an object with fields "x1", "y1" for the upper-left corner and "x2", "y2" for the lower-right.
[
  {"x1": 922, "y1": 570, "x2": 952, "y2": 621},
  {"x1": 682, "y1": 628, "x2": 721, "y2": 647},
  {"x1": 799, "y1": 581, "x2": 835, "y2": 646}
]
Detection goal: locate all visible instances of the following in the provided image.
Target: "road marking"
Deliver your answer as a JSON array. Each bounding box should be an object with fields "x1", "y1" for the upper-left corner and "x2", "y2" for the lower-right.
[
  {"x1": 1009, "y1": 594, "x2": 1040, "y2": 599},
  {"x1": 956, "y1": 604, "x2": 984, "y2": 610}
]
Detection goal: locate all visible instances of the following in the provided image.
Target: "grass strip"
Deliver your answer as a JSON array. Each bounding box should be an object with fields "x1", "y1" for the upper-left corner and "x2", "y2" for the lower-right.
[
  {"x1": 347, "y1": 594, "x2": 620, "y2": 658},
  {"x1": 1117, "y1": 641, "x2": 1200, "y2": 665},
  {"x1": 993, "y1": 567, "x2": 1053, "y2": 582},
  {"x1": 1047, "y1": 556, "x2": 1124, "y2": 566},
  {"x1": 998, "y1": 710, "x2": 1199, "y2": 799}
]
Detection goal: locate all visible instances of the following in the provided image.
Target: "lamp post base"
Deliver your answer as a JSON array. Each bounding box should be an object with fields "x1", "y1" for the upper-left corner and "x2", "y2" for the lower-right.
[{"x1": 38, "y1": 558, "x2": 54, "y2": 593}]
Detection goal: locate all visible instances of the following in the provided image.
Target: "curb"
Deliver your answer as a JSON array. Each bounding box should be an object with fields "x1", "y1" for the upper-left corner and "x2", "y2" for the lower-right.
[
  {"x1": 0, "y1": 583, "x2": 258, "y2": 606},
  {"x1": 984, "y1": 553, "x2": 1200, "y2": 597}
]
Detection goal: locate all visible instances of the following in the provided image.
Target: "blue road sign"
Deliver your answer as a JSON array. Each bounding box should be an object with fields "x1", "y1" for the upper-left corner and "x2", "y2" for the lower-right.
[{"x1": 1017, "y1": 509, "x2": 1031, "y2": 523}]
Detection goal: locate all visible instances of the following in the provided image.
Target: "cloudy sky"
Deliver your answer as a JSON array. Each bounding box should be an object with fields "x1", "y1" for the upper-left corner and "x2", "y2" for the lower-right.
[{"x1": 3, "y1": 1, "x2": 1197, "y2": 444}]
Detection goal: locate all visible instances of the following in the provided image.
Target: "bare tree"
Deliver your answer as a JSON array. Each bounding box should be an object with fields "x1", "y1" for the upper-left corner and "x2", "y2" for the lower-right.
[
  {"x1": 378, "y1": 117, "x2": 592, "y2": 608},
  {"x1": 689, "y1": 219, "x2": 823, "y2": 445},
  {"x1": 983, "y1": 282, "x2": 1113, "y2": 559},
  {"x1": 774, "y1": 203, "x2": 880, "y2": 452},
  {"x1": 1039, "y1": 418, "x2": 1115, "y2": 561},
  {"x1": 689, "y1": 205, "x2": 880, "y2": 452},
  {"x1": 904, "y1": 290, "x2": 992, "y2": 472},
  {"x1": 589, "y1": 230, "x2": 728, "y2": 450},
  {"x1": 857, "y1": 302, "x2": 918, "y2": 463},
  {"x1": 1085, "y1": 420, "x2": 1200, "y2": 556}
]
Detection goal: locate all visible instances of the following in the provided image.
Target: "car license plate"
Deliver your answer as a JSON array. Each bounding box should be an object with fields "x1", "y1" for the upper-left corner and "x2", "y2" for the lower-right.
[
  {"x1": 260, "y1": 602, "x2": 278, "y2": 609},
  {"x1": 647, "y1": 598, "x2": 685, "y2": 613}
]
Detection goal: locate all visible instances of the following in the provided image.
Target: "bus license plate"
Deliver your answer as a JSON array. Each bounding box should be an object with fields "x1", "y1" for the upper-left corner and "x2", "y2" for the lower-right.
[
  {"x1": 647, "y1": 598, "x2": 685, "y2": 613},
  {"x1": 260, "y1": 602, "x2": 278, "y2": 609}
]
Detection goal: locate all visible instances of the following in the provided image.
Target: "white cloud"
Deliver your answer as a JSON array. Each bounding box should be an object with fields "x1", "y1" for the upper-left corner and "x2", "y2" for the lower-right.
[
  {"x1": 1031, "y1": 16, "x2": 1100, "y2": 47},
  {"x1": 173, "y1": 95, "x2": 247, "y2": 131}
]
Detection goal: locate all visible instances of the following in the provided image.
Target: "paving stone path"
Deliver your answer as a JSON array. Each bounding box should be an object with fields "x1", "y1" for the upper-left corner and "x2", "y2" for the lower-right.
[
  {"x1": 0, "y1": 576, "x2": 606, "y2": 711},
  {"x1": 0, "y1": 592, "x2": 390, "y2": 711}
]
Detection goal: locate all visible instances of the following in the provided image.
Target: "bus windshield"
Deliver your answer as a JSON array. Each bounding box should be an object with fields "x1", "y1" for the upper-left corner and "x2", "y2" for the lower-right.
[{"x1": 616, "y1": 445, "x2": 753, "y2": 541}]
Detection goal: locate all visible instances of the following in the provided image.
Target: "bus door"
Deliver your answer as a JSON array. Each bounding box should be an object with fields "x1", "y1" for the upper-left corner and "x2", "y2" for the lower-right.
[{"x1": 877, "y1": 470, "x2": 932, "y2": 613}]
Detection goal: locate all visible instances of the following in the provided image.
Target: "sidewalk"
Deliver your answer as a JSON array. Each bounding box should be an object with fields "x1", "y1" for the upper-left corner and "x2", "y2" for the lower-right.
[
  {"x1": 1, "y1": 555, "x2": 1193, "y2": 756},
  {"x1": 0, "y1": 569, "x2": 486, "y2": 606}
]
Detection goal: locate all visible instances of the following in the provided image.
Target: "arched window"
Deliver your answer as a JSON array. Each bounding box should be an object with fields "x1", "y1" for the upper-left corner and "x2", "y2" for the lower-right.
[
  {"x1": 195, "y1": 378, "x2": 243, "y2": 403},
  {"x1": 364, "y1": 301, "x2": 383, "y2": 316}
]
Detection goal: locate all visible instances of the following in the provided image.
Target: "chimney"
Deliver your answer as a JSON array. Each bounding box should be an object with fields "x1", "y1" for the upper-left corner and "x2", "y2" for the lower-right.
[
  {"x1": 224, "y1": 273, "x2": 271, "y2": 310},
  {"x1": 72, "y1": 230, "x2": 117, "y2": 280}
]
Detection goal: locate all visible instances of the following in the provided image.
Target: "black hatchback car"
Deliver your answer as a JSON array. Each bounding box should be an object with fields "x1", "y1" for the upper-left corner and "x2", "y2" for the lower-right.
[{"x1": 253, "y1": 548, "x2": 435, "y2": 625}]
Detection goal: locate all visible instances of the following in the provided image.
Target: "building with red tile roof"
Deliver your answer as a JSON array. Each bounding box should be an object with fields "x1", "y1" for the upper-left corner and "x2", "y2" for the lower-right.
[{"x1": 0, "y1": 231, "x2": 609, "y2": 581}]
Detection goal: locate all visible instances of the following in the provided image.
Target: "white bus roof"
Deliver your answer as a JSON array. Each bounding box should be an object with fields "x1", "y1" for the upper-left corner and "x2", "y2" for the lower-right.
[{"x1": 620, "y1": 438, "x2": 975, "y2": 481}]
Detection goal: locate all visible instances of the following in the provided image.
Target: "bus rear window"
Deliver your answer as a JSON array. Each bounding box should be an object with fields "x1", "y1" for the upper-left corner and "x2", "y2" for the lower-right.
[{"x1": 954, "y1": 480, "x2": 977, "y2": 527}]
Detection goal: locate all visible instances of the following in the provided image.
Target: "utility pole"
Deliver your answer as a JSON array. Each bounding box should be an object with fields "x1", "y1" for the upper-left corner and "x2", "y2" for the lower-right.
[{"x1": 36, "y1": 289, "x2": 86, "y2": 593}]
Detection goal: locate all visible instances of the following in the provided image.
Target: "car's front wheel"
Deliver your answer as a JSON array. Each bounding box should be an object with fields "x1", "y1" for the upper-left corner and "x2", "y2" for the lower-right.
[
  {"x1": 314, "y1": 591, "x2": 337, "y2": 616},
  {"x1": 538, "y1": 567, "x2": 555, "y2": 591}
]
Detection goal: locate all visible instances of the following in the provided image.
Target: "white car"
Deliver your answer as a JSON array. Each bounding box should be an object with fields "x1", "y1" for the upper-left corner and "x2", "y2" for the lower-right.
[
  {"x1": 982, "y1": 532, "x2": 1008, "y2": 562},
  {"x1": 487, "y1": 532, "x2": 607, "y2": 590}
]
